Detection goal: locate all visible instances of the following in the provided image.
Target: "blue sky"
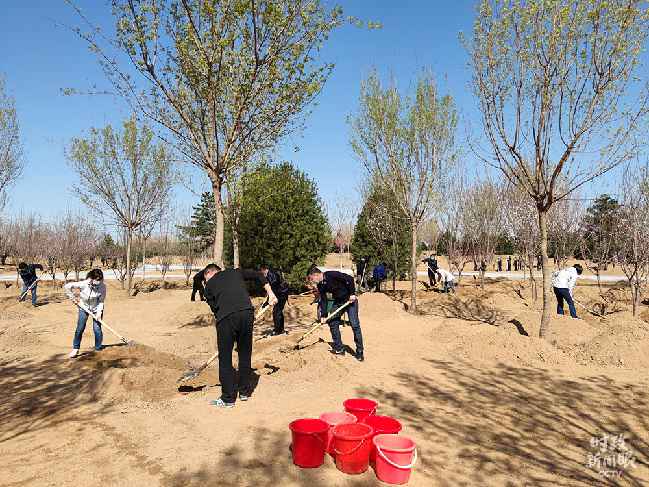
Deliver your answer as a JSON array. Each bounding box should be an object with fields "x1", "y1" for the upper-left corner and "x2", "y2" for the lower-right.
[{"x1": 0, "y1": 0, "x2": 625, "y2": 225}]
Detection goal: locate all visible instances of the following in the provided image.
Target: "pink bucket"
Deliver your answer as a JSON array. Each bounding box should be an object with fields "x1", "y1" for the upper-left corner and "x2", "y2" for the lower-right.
[{"x1": 319, "y1": 412, "x2": 357, "y2": 455}]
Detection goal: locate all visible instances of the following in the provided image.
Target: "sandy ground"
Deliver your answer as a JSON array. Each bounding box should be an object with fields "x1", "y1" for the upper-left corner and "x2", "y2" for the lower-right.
[{"x1": 1, "y1": 275, "x2": 649, "y2": 487}]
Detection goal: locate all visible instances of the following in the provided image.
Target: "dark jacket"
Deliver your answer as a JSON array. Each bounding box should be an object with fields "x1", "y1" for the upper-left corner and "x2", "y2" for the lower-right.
[
  {"x1": 193, "y1": 269, "x2": 206, "y2": 286},
  {"x1": 422, "y1": 257, "x2": 438, "y2": 272},
  {"x1": 204, "y1": 269, "x2": 268, "y2": 323},
  {"x1": 318, "y1": 271, "x2": 355, "y2": 317},
  {"x1": 19, "y1": 264, "x2": 43, "y2": 285},
  {"x1": 355, "y1": 257, "x2": 368, "y2": 276},
  {"x1": 265, "y1": 268, "x2": 289, "y2": 297},
  {"x1": 373, "y1": 263, "x2": 386, "y2": 281}
]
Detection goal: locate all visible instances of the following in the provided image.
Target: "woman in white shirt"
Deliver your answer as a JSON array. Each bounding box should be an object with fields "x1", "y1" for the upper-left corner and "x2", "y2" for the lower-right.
[{"x1": 64, "y1": 269, "x2": 107, "y2": 358}]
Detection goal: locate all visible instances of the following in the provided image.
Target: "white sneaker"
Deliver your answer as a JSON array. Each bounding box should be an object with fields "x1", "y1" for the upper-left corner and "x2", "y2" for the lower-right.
[{"x1": 68, "y1": 349, "x2": 79, "y2": 359}]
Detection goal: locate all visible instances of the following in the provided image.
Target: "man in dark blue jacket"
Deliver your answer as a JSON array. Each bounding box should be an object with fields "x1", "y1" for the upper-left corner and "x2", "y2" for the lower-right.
[
  {"x1": 422, "y1": 254, "x2": 438, "y2": 287},
  {"x1": 18, "y1": 262, "x2": 43, "y2": 306},
  {"x1": 307, "y1": 266, "x2": 364, "y2": 362},
  {"x1": 260, "y1": 264, "x2": 289, "y2": 335},
  {"x1": 372, "y1": 263, "x2": 386, "y2": 292}
]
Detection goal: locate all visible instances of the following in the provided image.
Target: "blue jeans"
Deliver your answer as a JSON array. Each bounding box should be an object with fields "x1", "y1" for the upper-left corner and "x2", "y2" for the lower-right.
[
  {"x1": 554, "y1": 287, "x2": 577, "y2": 318},
  {"x1": 73, "y1": 308, "x2": 103, "y2": 350},
  {"x1": 20, "y1": 282, "x2": 37, "y2": 305},
  {"x1": 328, "y1": 300, "x2": 364, "y2": 354}
]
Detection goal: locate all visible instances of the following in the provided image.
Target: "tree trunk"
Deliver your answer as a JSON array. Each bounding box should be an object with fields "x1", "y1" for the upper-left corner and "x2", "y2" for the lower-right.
[
  {"x1": 211, "y1": 179, "x2": 225, "y2": 267},
  {"x1": 142, "y1": 238, "x2": 147, "y2": 281},
  {"x1": 632, "y1": 280, "x2": 639, "y2": 316},
  {"x1": 480, "y1": 269, "x2": 485, "y2": 289},
  {"x1": 410, "y1": 224, "x2": 418, "y2": 313},
  {"x1": 233, "y1": 229, "x2": 240, "y2": 268},
  {"x1": 538, "y1": 209, "x2": 552, "y2": 338},
  {"x1": 126, "y1": 231, "x2": 132, "y2": 295}
]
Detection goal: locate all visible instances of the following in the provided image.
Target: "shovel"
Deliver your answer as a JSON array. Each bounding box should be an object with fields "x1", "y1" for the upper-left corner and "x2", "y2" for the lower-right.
[
  {"x1": 574, "y1": 299, "x2": 605, "y2": 318},
  {"x1": 18, "y1": 278, "x2": 40, "y2": 302},
  {"x1": 73, "y1": 300, "x2": 133, "y2": 345},
  {"x1": 177, "y1": 303, "x2": 271, "y2": 383},
  {"x1": 283, "y1": 300, "x2": 353, "y2": 352}
]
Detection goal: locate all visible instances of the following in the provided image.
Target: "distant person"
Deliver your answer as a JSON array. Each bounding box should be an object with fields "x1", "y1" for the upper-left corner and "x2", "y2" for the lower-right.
[
  {"x1": 536, "y1": 255, "x2": 542, "y2": 271},
  {"x1": 260, "y1": 264, "x2": 289, "y2": 335},
  {"x1": 203, "y1": 264, "x2": 278, "y2": 408},
  {"x1": 551, "y1": 264, "x2": 583, "y2": 319},
  {"x1": 436, "y1": 268, "x2": 456, "y2": 294},
  {"x1": 372, "y1": 262, "x2": 387, "y2": 292},
  {"x1": 17, "y1": 262, "x2": 44, "y2": 306},
  {"x1": 507, "y1": 256, "x2": 512, "y2": 272},
  {"x1": 514, "y1": 259, "x2": 519, "y2": 272},
  {"x1": 307, "y1": 266, "x2": 364, "y2": 362},
  {"x1": 497, "y1": 257, "x2": 503, "y2": 272},
  {"x1": 422, "y1": 254, "x2": 438, "y2": 287},
  {"x1": 65, "y1": 269, "x2": 107, "y2": 358},
  {"x1": 191, "y1": 267, "x2": 207, "y2": 301},
  {"x1": 355, "y1": 256, "x2": 369, "y2": 289},
  {"x1": 480, "y1": 261, "x2": 487, "y2": 273}
]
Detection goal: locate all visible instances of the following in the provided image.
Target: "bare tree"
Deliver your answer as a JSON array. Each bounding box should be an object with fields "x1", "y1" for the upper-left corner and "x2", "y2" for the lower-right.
[
  {"x1": 0, "y1": 76, "x2": 24, "y2": 211},
  {"x1": 503, "y1": 186, "x2": 541, "y2": 300},
  {"x1": 68, "y1": 117, "x2": 172, "y2": 294},
  {"x1": 463, "y1": 180, "x2": 504, "y2": 289},
  {"x1": 466, "y1": 0, "x2": 649, "y2": 337},
  {"x1": 67, "y1": 0, "x2": 356, "y2": 266},
  {"x1": 548, "y1": 197, "x2": 583, "y2": 268},
  {"x1": 615, "y1": 168, "x2": 649, "y2": 316},
  {"x1": 329, "y1": 193, "x2": 357, "y2": 268},
  {"x1": 440, "y1": 173, "x2": 471, "y2": 282},
  {"x1": 351, "y1": 71, "x2": 458, "y2": 312}
]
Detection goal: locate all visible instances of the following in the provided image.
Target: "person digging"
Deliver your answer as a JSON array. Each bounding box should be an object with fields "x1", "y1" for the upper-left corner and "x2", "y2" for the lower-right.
[
  {"x1": 65, "y1": 269, "x2": 107, "y2": 358},
  {"x1": 18, "y1": 262, "x2": 43, "y2": 306},
  {"x1": 191, "y1": 267, "x2": 207, "y2": 302},
  {"x1": 551, "y1": 263, "x2": 583, "y2": 319},
  {"x1": 203, "y1": 264, "x2": 278, "y2": 408},
  {"x1": 260, "y1": 264, "x2": 289, "y2": 336},
  {"x1": 307, "y1": 266, "x2": 364, "y2": 362}
]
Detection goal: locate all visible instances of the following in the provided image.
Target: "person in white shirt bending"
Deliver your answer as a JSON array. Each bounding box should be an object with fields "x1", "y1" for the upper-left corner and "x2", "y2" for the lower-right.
[
  {"x1": 551, "y1": 264, "x2": 583, "y2": 318},
  {"x1": 436, "y1": 268, "x2": 456, "y2": 294},
  {"x1": 64, "y1": 269, "x2": 107, "y2": 358}
]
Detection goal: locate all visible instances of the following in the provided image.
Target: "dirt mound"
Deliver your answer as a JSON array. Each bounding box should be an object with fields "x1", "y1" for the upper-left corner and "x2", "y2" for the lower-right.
[
  {"x1": 74, "y1": 344, "x2": 189, "y2": 403},
  {"x1": 133, "y1": 280, "x2": 190, "y2": 294},
  {"x1": 572, "y1": 312, "x2": 649, "y2": 368}
]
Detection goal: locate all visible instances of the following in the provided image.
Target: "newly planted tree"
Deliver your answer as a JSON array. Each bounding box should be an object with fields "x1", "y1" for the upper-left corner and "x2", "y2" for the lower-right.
[
  {"x1": 351, "y1": 71, "x2": 457, "y2": 312},
  {"x1": 466, "y1": 0, "x2": 649, "y2": 337},
  {"x1": 69, "y1": 0, "x2": 360, "y2": 265},
  {"x1": 0, "y1": 76, "x2": 23, "y2": 211},
  {"x1": 68, "y1": 118, "x2": 172, "y2": 294}
]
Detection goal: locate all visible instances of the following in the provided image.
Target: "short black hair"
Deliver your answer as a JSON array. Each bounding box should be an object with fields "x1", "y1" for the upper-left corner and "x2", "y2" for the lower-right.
[
  {"x1": 260, "y1": 264, "x2": 270, "y2": 271},
  {"x1": 205, "y1": 263, "x2": 222, "y2": 273},
  {"x1": 18, "y1": 262, "x2": 27, "y2": 270},
  {"x1": 87, "y1": 269, "x2": 104, "y2": 281},
  {"x1": 574, "y1": 264, "x2": 583, "y2": 275},
  {"x1": 306, "y1": 265, "x2": 322, "y2": 277}
]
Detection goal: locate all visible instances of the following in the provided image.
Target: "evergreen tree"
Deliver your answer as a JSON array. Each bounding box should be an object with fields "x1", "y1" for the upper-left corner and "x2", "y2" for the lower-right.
[
  {"x1": 351, "y1": 184, "x2": 411, "y2": 284},
  {"x1": 237, "y1": 162, "x2": 330, "y2": 287}
]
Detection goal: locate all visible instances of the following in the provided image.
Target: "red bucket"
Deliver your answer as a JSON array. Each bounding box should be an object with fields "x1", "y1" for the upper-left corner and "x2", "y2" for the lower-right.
[
  {"x1": 331, "y1": 423, "x2": 374, "y2": 474},
  {"x1": 373, "y1": 434, "x2": 417, "y2": 485},
  {"x1": 319, "y1": 412, "x2": 357, "y2": 456},
  {"x1": 343, "y1": 398, "x2": 378, "y2": 423},
  {"x1": 289, "y1": 419, "x2": 329, "y2": 468},
  {"x1": 364, "y1": 415, "x2": 402, "y2": 464}
]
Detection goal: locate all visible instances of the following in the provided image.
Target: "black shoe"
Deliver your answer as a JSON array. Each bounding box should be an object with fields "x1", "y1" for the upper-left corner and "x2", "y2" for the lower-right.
[
  {"x1": 270, "y1": 330, "x2": 285, "y2": 336},
  {"x1": 330, "y1": 348, "x2": 345, "y2": 356},
  {"x1": 355, "y1": 352, "x2": 364, "y2": 362}
]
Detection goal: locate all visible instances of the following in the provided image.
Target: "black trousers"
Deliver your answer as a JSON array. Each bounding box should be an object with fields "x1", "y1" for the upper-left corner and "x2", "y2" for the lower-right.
[
  {"x1": 216, "y1": 309, "x2": 254, "y2": 403},
  {"x1": 191, "y1": 280, "x2": 205, "y2": 301},
  {"x1": 428, "y1": 270, "x2": 437, "y2": 286},
  {"x1": 273, "y1": 295, "x2": 288, "y2": 333}
]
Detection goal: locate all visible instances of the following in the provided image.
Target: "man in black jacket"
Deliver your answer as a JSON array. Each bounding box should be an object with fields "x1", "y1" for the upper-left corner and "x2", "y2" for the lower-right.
[
  {"x1": 18, "y1": 262, "x2": 43, "y2": 306},
  {"x1": 191, "y1": 267, "x2": 206, "y2": 301},
  {"x1": 260, "y1": 264, "x2": 289, "y2": 335},
  {"x1": 203, "y1": 264, "x2": 278, "y2": 408},
  {"x1": 422, "y1": 254, "x2": 438, "y2": 287},
  {"x1": 307, "y1": 266, "x2": 364, "y2": 362}
]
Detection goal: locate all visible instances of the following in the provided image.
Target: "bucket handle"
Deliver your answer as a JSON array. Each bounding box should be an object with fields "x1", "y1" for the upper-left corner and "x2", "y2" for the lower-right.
[
  {"x1": 332, "y1": 437, "x2": 368, "y2": 457},
  {"x1": 375, "y1": 445, "x2": 418, "y2": 470}
]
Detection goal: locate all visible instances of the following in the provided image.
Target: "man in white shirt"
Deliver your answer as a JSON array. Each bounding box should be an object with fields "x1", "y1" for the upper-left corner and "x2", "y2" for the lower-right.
[
  {"x1": 551, "y1": 264, "x2": 583, "y2": 318},
  {"x1": 436, "y1": 268, "x2": 456, "y2": 294}
]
